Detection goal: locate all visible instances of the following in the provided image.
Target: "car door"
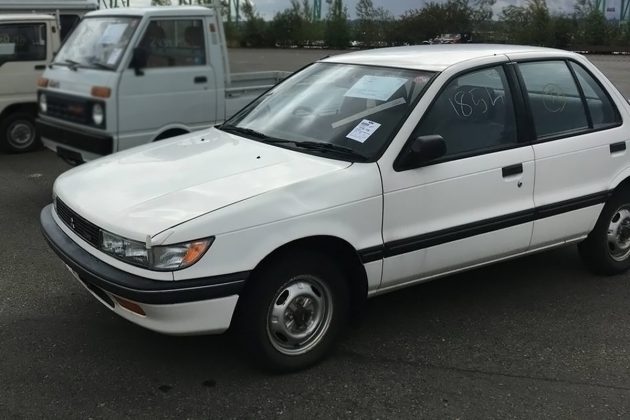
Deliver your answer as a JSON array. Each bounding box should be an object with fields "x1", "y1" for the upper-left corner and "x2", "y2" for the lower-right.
[
  {"x1": 117, "y1": 17, "x2": 216, "y2": 149},
  {"x1": 379, "y1": 63, "x2": 536, "y2": 288},
  {"x1": 511, "y1": 57, "x2": 628, "y2": 248}
]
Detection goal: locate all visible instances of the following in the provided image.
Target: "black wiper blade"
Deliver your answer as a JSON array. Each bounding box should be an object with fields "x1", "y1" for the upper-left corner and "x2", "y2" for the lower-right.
[
  {"x1": 89, "y1": 61, "x2": 113, "y2": 70},
  {"x1": 63, "y1": 59, "x2": 81, "y2": 71},
  {"x1": 295, "y1": 141, "x2": 366, "y2": 160},
  {"x1": 220, "y1": 124, "x2": 269, "y2": 139}
]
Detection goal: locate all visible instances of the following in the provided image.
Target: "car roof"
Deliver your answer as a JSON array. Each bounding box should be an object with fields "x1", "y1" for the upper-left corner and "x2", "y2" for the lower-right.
[
  {"x1": 0, "y1": 13, "x2": 55, "y2": 21},
  {"x1": 86, "y1": 6, "x2": 214, "y2": 18},
  {"x1": 322, "y1": 44, "x2": 574, "y2": 72}
]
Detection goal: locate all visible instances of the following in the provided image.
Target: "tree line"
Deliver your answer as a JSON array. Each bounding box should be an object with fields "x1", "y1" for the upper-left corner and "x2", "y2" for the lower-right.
[{"x1": 153, "y1": 0, "x2": 630, "y2": 50}]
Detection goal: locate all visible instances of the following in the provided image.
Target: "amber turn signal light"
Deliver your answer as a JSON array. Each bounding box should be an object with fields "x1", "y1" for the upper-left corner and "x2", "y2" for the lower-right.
[{"x1": 91, "y1": 86, "x2": 112, "y2": 98}]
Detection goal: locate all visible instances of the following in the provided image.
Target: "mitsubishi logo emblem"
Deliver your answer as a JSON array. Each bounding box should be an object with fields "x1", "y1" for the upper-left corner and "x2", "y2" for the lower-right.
[{"x1": 70, "y1": 216, "x2": 75, "y2": 230}]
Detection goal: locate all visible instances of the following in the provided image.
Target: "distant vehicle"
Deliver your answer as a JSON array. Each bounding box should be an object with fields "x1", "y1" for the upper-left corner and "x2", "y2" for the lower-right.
[
  {"x1": 0, "y1": 0, "x2": 98, "y2": 40},
  {"x1": 41, "y1": 45, "x2": 630, "y2": 371},
  {"x1": 428, "y1": 32, "x2": 472, "y2": 45},
  {"x1": 37, "y1": 6, "x2": 289, "y2": 164}
]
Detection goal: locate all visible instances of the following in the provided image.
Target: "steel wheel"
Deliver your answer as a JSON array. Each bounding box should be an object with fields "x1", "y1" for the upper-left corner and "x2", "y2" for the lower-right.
[
  {"x1": 607, "y1": 206, "x2": 630, "y2": 261},
  {"x1": 7, "y1": 120, "x2": 35, "y2": 150},
  {"x1": 266, "y1": 275, "x2": 333, "y2": 356}
]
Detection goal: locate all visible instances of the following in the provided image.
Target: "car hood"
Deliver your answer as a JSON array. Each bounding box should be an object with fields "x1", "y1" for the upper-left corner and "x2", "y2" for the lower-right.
[{"x1": 53, "y1": 128, "x2": 351, "y2": 240}]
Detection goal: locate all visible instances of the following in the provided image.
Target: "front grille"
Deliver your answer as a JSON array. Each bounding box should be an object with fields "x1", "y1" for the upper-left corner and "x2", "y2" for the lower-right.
[
  {"x1": 46, "y1": 94, "x2": 90, "y2": 125},
  {"x1": 55, "y1": 198, "x2": 100, "y2": 248}
]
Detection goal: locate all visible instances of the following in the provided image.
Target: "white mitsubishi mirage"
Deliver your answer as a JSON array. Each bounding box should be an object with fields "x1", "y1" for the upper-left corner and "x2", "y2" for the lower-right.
[{"x1": 41, "y1": 45, "x2": 630, "y2": 371}]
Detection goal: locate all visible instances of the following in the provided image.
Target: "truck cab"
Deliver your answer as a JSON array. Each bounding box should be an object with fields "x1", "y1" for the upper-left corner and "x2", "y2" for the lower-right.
[
  {"x1": 37, "y1": 6, "x2": 288, "y2": 164},
  {"x1": 0, "y1": 14, "x2": 60, "y2": 152}
]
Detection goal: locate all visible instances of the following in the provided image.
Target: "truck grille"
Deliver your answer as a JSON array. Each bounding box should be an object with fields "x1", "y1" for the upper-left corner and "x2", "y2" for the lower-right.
[
  {"x1": 46, "y1": 94, "x2": 90, "y2": 125},
  {"x1": 55, "y1": 198, "x2": 100, "y2": 248}
]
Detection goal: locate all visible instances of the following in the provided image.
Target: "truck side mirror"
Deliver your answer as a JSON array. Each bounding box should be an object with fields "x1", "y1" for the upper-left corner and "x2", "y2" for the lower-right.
[
  {"x1": 130, "y1": 47, "x2": 147, "y2": 76},
  {"x1": 394, "y1": 135, "x2": 447, "y2": 171}
]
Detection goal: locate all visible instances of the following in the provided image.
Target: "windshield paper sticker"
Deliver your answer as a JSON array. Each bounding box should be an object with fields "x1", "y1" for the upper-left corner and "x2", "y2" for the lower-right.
[
  {"x1": 100, "y1": 23, "x2": 128, "y2": 44},
  {"x1": 107, "y1": 48, "x2": 123, "y2": 65},
  {"x1": 346, "y1": 119, "x2": 381, "y2": 143},
  {"x1": 345, "y1": 76, "x2": 408, "y2": 101}
]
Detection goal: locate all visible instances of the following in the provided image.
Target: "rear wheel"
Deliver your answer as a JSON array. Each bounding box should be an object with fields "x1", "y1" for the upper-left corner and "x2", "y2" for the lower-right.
[
  {"x1": 579, "y1": 188, "x2": 630, "y2": 274},
  {"x1": 236, "y1": 252, "x2": 349, "y2": 372},
  {"x1": 0, "y1": 112, "x2": 40, "y2": 153}
]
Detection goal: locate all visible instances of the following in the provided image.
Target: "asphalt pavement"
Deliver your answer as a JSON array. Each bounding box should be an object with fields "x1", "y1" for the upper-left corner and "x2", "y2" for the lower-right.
[{"x1": 2, "y1": 50, "x2": 630, "y2": 419}]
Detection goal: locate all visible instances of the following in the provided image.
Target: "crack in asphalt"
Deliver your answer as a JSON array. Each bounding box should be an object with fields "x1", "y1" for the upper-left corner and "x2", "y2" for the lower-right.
[{"x1": 337, "y1": 348, "x2": 630, "y2": 393}]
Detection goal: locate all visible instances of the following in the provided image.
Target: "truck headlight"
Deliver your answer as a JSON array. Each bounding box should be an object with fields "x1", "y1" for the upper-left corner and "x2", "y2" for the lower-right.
[
  {"x1": 39, "y1": 94, "x2": 47, "y2": 113},
  {"x1": 92, "y1": 103, "x2": 104, "y2": 126},
  {"x1": 100, "y1": 230, "x2": 213, "y2": 271}
]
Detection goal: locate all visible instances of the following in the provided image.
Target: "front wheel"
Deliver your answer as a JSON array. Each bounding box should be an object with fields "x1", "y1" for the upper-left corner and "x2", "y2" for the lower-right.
[
  {"x1": 236, "y1": 252, "x2": 349, "y2": 372},
  {"x1": 0, "y1": 112, "x2": 40, "y2": 153},
  {"x1": 579, "y1": 189, "x2": 630, "y2": 275}
]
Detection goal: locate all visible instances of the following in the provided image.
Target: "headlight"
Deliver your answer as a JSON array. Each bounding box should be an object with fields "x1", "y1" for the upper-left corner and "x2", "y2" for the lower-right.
[
  {"x1": 92, "y1": 103, "x2": 104, "y2": 126},
  {"x1": 39, "y1": 94, "x2": 47, "y2": 113},
  {"x1": 100, "y1": 230, "x2": 213, "y2": 271}
]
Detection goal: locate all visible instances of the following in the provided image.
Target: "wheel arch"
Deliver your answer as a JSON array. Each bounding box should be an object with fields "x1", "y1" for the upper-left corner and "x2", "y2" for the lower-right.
[
  {"x1": 153, "y1": 127, "x2": 189, "y2": 141},
  {"x1": 0, "y1": 102, "x2": 38, "y2": 121},
  {"x1": 247, "y1": 235, "x2": 369, "y2": 323}
]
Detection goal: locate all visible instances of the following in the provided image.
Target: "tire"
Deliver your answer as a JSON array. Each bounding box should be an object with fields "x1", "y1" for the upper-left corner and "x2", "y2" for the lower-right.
[
  {"x1": 579, "y1": 188, "x2": 630, "y2": 275},
  {"x1": 235, "y1": 251, "x2": 349, "y2": 372},
  {"x1": 0, "y1": 112, "x2": 40, "y2": 153}
]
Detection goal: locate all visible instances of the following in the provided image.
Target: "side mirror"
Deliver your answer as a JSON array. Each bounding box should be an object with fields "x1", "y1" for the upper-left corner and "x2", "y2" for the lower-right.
[
  {"x1": 130, "y1": 47, "x2": 147, "y2": 76},
  {"x1": 395, "y1": 135, "x2": 447, "y2": 171}
]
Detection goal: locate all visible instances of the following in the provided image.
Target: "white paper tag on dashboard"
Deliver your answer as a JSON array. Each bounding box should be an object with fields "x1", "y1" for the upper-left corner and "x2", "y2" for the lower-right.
[{"x1": 346, "y1": 119, "x2": 381, "y2": 143}]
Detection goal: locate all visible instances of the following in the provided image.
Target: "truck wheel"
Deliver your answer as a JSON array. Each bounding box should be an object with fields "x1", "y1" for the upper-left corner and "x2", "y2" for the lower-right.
[
  {"x1": 236, "y1": 252, "x2": 349, "y2": 372},
  {"x1": 0, "y1": 112, "x2": 40, "y2": 153},
  {"x1": 579, "y1": 188, "x2": 630, "y2": 275}
]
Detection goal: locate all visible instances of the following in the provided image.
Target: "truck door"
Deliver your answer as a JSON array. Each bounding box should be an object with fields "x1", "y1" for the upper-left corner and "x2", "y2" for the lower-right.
[
  {"x1": 117, "y1": 17, "x2": 216, "y2": 149},
  {"x1": 0, "y1": 20, "x2": 48, "y2": 151}
]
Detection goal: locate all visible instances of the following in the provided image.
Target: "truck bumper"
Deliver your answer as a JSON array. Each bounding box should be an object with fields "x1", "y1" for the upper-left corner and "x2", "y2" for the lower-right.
[
  {"x1": 37, "y1": 119, "x2": 113, "y2": 163},
  {"x1": 40, "y1": 204, "x2": 247, "y2": 335}
]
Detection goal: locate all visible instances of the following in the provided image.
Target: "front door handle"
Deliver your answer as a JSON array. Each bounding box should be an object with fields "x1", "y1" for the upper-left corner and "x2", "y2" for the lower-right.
[
  {"x1": 194, "y1": 76, "x2": 207, "y2": 84},
  {"x1": 502, "y1": 163, "x2": 523, "y2": 178},
  {"x1": 610, "y1": 141, "x2": 626, "y2": 154}
]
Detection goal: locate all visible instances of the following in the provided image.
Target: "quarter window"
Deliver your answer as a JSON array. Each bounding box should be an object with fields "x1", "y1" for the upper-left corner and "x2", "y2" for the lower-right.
[
  {"x1": 519, "y1": 61, "x2": 589, "y2": 138},
  {"x1": 0, "y1": 23, "x2": 46, "y2": 64},
  {"x1": 413, "y1": 66, "x2": 518, "y2": 159},
  {"x1": 138, "y1": 19, "x2": 206, "y2": 68},
  {"x1": 570, "y1": 62, "x2": 621, "y2": 129}
]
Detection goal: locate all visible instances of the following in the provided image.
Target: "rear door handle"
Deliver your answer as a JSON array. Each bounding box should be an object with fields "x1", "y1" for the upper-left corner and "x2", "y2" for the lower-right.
[
  {"x1": 194, "y1": 76, "x2": 207, "y2": 84},
  {"x1": 502, "y1": 163, "x2": 523, "y2": 178},
  {"x1": 34, "y1": 65, "x2": 46, "y2": 70},
  {"x1": 610, "y1": 141, "x2": 626, "y2": 154}
]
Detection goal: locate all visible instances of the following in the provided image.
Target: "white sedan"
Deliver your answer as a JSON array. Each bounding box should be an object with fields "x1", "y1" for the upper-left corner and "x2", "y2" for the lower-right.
[{"x1": 41, "y1": 44, "x2": 630, "y2": 371}]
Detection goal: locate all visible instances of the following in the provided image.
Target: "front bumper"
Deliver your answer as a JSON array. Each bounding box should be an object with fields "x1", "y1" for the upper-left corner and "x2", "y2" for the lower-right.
[
  {"x1": 37, "y1": 118, "x2": 113, "y2": 163},
  {"x1": 40, "y1": 204, "x2": 248, "y2": 335}
]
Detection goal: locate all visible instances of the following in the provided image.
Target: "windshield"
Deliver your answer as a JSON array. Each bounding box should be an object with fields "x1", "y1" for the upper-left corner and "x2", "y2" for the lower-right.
[
  {"x1": 222, "y1": 63, "x2": 434, "y2": 161},
  {"x1": 54, "y1": 17, "x2": 139, "y2": 70}
]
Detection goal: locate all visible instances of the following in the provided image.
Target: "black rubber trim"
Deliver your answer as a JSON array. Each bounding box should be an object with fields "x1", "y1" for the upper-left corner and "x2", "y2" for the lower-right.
[
  {"x1": 502, "y1": 163, "x2": 523, "y2": 177},
  {"x1": 37, "y1": 119, "x2": 113, "y2": 155},
  {"x1": 358, "y1": 190, "x2": 611, "y2": 262},
  {"x1": 610, "y1": 141, "x2": 626, "y2": 154},
  {"x1": 40, "y1": 205, "x2": 248, "y2": 304}
]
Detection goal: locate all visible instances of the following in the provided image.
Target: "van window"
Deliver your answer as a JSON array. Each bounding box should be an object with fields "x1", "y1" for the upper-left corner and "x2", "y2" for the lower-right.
[
  {"x1": 138, "y1": 19, "x2": 206, "y2": 68},
  {"x1": 519, "y1": 61, "x2": 589, "y2": 139},
  {"x1": 412, "y1": 65, "x2": 518, "y2": 159},
  {"x1": 0, "y1": 23, "x2": 46, "y2": 64}
]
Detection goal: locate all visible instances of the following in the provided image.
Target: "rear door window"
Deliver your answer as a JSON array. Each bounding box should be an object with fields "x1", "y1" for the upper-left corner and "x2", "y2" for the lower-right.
[{"x1": 518, "y1": 61, "x2": 589, "y2": 139}]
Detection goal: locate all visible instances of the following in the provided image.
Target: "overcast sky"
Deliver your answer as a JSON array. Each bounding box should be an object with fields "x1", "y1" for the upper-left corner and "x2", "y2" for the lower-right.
[{"x1": 129, "y1": 0, "x2": 579, "y2": 19}]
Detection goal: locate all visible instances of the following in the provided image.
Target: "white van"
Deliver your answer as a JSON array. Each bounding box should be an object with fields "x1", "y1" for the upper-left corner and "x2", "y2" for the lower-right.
[{"x1": 37, "y1": 6, "x2": 289, "y2": 164}]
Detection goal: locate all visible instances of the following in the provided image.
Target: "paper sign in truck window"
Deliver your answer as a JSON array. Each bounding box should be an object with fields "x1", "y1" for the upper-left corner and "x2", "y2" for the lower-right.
[
  {"x1": 100, "y1": 23, "x2": 128, "y2": 44},
  {"x1": 346, "y1": 119, "x2": 381, "y2": 143},
  {"x1": 345, "y1": 75, "x2": 408, "y2": 101}
]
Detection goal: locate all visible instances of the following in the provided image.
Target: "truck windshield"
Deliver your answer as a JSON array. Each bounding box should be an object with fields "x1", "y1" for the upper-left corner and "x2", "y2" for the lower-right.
[
  {"x1": 54, "y1": 16, "x2": 139, "y2": 70},
  {"x1": 222, "y1": 63, "x2": 435, "y2": 161}
]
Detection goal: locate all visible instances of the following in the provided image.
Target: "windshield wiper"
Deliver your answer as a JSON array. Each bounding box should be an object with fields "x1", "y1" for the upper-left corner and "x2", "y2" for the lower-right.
[
  {"x1": 219, "y1": 124, "x2": 270, "y2": 139},
  {"x1": 62, "y1": 59, "x2": 81, "y2": 71},
  {"x1": 293, "y1": 141, "x2": 367, "y2": 161},
  {"x1": 88, "y1": 61, "x2": 113, "y2": 70}
]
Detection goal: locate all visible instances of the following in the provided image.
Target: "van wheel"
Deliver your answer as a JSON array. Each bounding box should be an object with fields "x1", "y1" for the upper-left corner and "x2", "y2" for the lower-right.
[
  {"x1": 236, "y1": 252, "x2": 349, "y2": 372},
  {"x1": 579, "y1": 189, "x2": 630, "y2": 275},
  {"x1": 0, "y1": 112, "x2": 40, "y2": 153}
]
